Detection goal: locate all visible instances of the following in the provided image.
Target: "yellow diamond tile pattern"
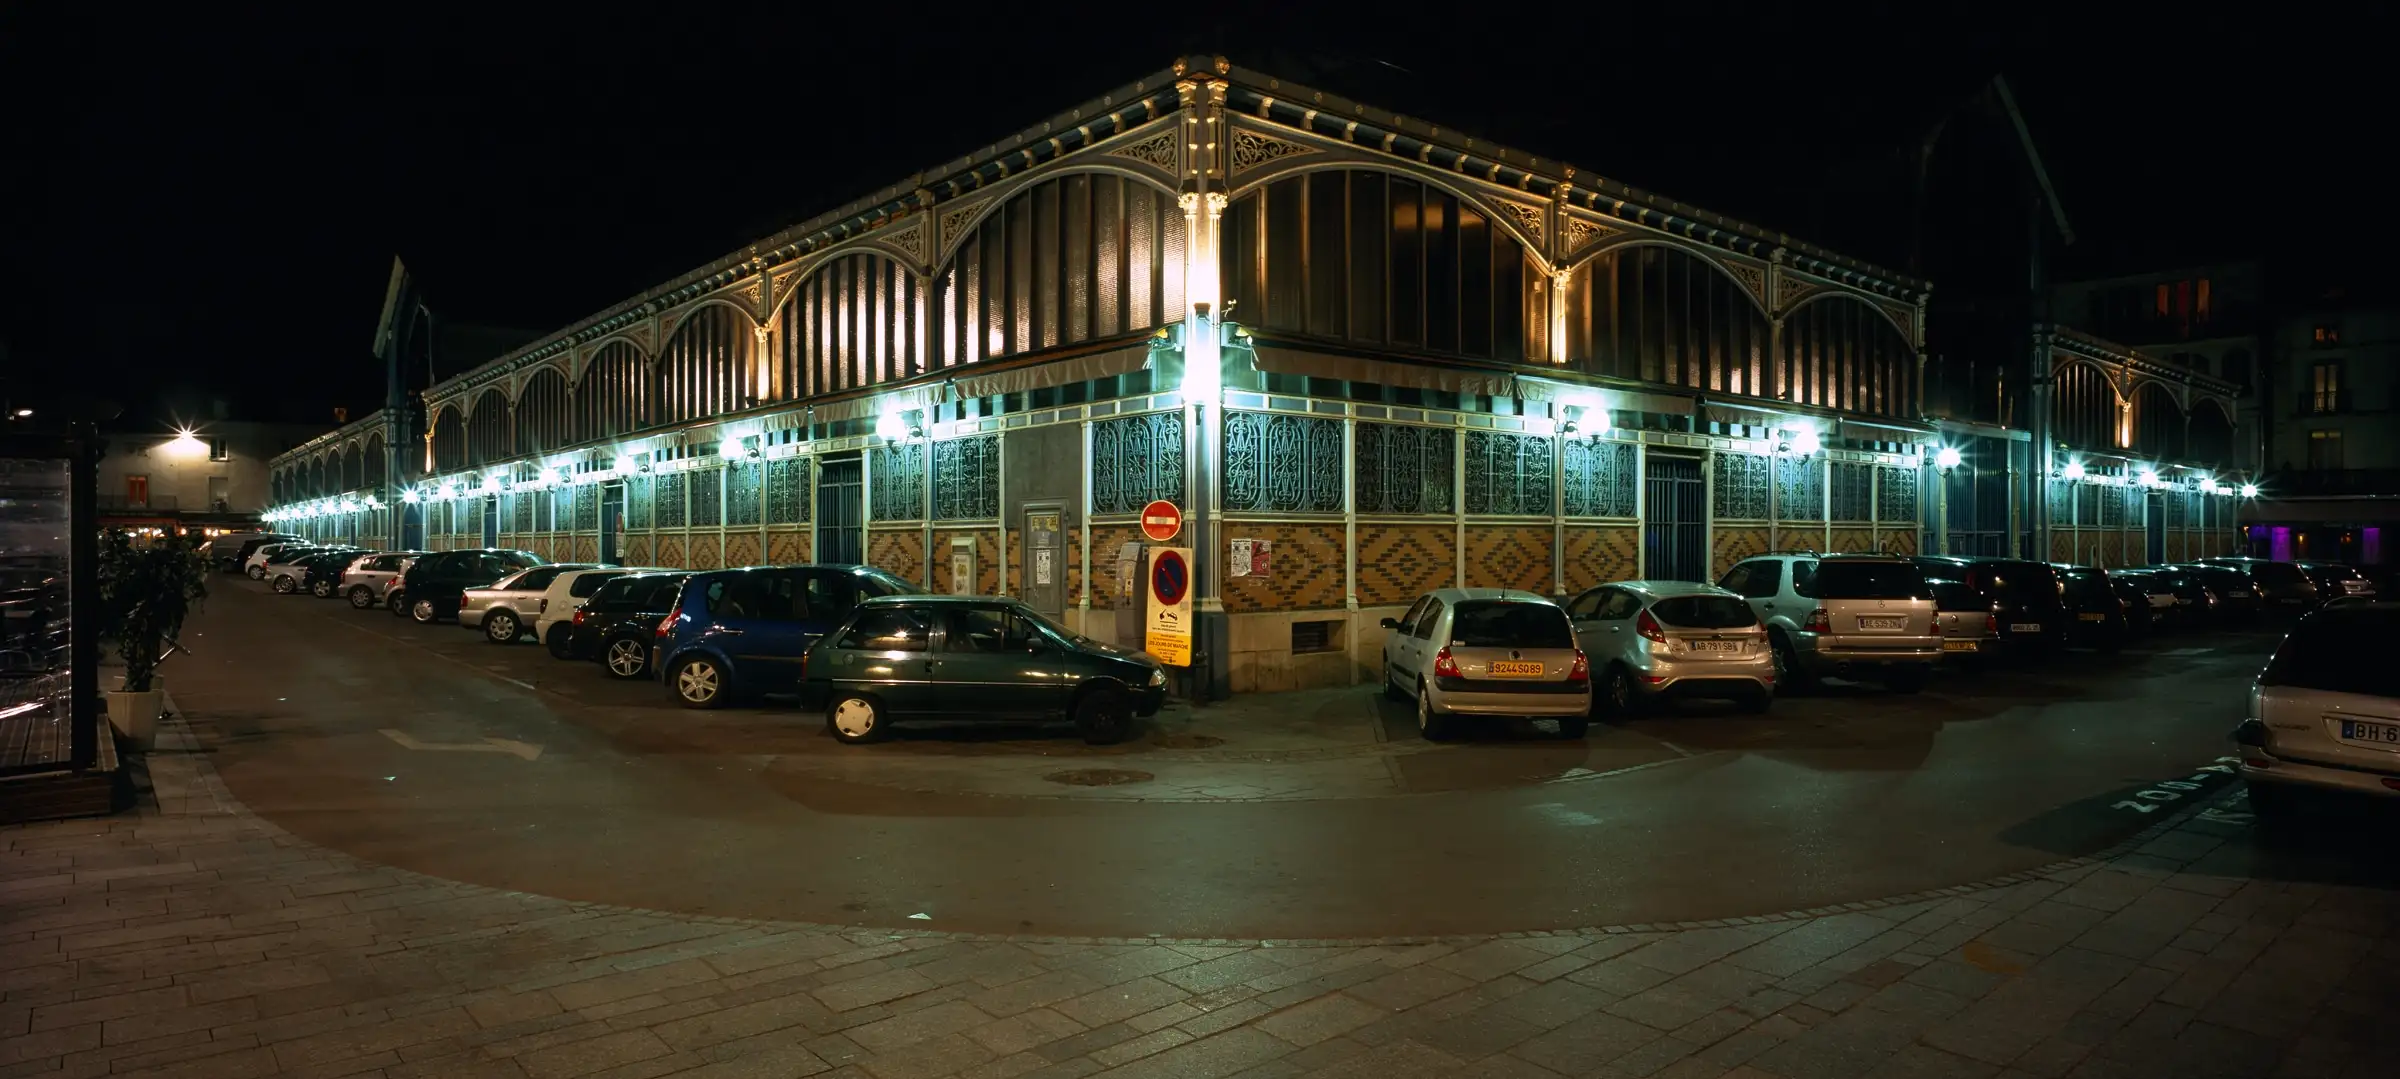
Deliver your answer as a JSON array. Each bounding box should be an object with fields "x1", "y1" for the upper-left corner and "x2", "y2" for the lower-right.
[
  {"x1": 1223, "y1": 522, "x2": 1345, "y2": 612},
  {"x1": 1712, "y1": 526, "x2": 1770, "y2": 579},
  {"x1": 1563, "y1": 526, "x2": 1638, "y2": 592},
  {"x1": 1464, "y1": 525, "x2": 1550, "y2": 593},
  {"x1": 1356, "y1": 524, "x2": 1457, "y2": 607}
]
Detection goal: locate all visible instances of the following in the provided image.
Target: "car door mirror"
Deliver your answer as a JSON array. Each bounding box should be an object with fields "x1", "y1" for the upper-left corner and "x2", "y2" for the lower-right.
[{"x1": 1379, "y1": 617, "x2": 1399, "y2": 630}]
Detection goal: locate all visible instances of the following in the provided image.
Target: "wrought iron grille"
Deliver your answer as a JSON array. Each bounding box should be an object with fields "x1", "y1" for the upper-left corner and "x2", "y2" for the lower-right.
[
  {"x1": 1876, "y1": 465, "x2": 1918, "y2": 523},
  {"x1": 625, "y1": 476, "x2": 651, "y2": 530},
  {"x1": 872, "y1": 443, "x2": 925, "y2": 521},
  {"x1": 656, "y1": 473, "x2": 686, "y2": 528},
  {"x1": 2099, "y1": 485, "x2": 2124, "y2": 527},
  {"x1": 691, "y1": 470, "x2": 722, "y2": 527},
  {"x1": 460, "y1": 500, "x2": 481, "y2": 535},
  {"x1": 1463, "y1": 431, "x2": 1554, "y2": 516},
  {"x1": 1353, "y1": 422, "x2": 1454, "y2": 514},
  {"x1": 512, "y1": 492, "x2": 533, "y2": 533},
  {"x1": 552, "y1": 487, "x2": 574, "y2": 532},
  {"x1": 1713, "y1": 451, "x2": 1770, "y2": 519},
  {"x1": 1090, "y1": 413, "x2": 1184, "y2": 515},
  {"x1": 1562, "y1": 438, "x2": 1637, "y2": 518},
  {"x1": 2047, "y1": 478, "x2": 2074, "y2": 526},
  {"x1": 575, "y1": 486, "x2": 599, "y2": 531},
  {"x1": 1775, "y1": 456, "x2": 1825, "y2": 520},
  {"x1": 725, "y1": 463, "x2": 760, "y2": 527},
  {"x1": 1223, "y1": 411, "x2": 1343, "y2": 513},
  {"x1": 1831, "y1": 462, "x2": 1873, "y2": 521},
  {"x1": 933, "y1": 436, "x2": 1000, "y2": 520},
  {"x1": 766, "y1": 459, "x2": 807, "y2": 524}
]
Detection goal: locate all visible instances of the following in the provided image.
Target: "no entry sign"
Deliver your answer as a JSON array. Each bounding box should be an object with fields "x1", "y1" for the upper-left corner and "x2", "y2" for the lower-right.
[{"x1": 1140, "y1": 499, "x2": 1183, "y2": 542}]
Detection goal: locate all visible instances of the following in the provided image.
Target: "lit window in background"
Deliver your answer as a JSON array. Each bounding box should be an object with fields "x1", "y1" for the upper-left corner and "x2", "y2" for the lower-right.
[
  {"x1": 2271, "y1": 527, "x2": 2293, "y2": 563},
  {"x1": 2366, "y1": 527, "x2": 2383, "y2": 566}
]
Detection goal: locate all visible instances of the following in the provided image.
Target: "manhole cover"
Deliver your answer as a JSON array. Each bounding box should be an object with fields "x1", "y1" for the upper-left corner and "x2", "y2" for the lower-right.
[
  {"x1": 1150, "y1": 733, "x2": 1226, "y2": 750},
  {"x1": 1045, "y1": 768, "x2": 1156, "y2": 787}
]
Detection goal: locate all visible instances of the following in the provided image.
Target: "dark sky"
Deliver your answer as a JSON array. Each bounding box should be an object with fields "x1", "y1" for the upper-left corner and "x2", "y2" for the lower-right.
[{"x1": 4, "y1": 2, "x2": 2389, "y2": 427}]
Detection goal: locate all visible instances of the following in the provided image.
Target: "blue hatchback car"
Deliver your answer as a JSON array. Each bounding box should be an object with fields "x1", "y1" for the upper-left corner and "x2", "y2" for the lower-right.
[{"x1": 655, "y1": 564, "x2": 915, "y2": 708}]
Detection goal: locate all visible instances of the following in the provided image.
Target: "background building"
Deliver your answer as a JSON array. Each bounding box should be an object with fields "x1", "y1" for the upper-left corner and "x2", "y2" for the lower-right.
[
  {"x1": 2242, "y1": 289, "x2": 2399, "y2": 564},
  {"x1": 2053, "y1": 263, "x2": 2264, "y2": 470},
  {"x1": 95, "y1": 418, "x2": 325, "y2": 538}
]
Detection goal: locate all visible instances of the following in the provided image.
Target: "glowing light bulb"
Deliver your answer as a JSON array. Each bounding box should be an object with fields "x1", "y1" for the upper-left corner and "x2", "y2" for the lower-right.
[
  {"x1": 1934, "y1": 446, "x2": 1962, "y2": 470},
  {"x1": 402, "y1": 489, "x2": 422, "y2": 504},
  {"x1": 719, "y1": 436, "x2": 746, "y2": 458},
  {"x1": 2200, "y1": 478, "x2": 2219, "y2": 494},
  {"x1": 2240, "y1": 483, "x2": 2259, "y2": 498},
  {"x1": 2138, "y1": 469, "x2": 2158, "y2": 487},
  {"x1": 875, "y1": 412, "x2": 907, "y2": 442},
  {"x1": 541, "y1": 467, "x2": 564, "y2": 486},
  {"x1": 2061, "y1": 461, "x2": 2086, "y2": 481},
  {"x1": 1787, "y1": 428, "x2": 1821, "y2": 456}
]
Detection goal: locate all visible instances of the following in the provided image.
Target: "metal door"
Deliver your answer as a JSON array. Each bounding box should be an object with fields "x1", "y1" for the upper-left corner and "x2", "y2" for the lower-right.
[
  {"x1": 1644, "y1": 454, "x2": 1707, "y2": 582},
  {"x1": 815, "y1": 458, "x2": 862, "y2": 565},
  {"x1": 481, "y1": 496, "x2": 499, "y2": 548},
  {"x1": 600, "y1": 484, "x2": 623, "y2": 565},
  {"x1": 2145, "y1": 492, "x2": 2165, "y2": 566},
  {"x1": 400, "y1": 503, "x2": 424, "y2": 550},
  {"x1": 1022, "y1": 505, "x2": 1064, "y2": 612}
]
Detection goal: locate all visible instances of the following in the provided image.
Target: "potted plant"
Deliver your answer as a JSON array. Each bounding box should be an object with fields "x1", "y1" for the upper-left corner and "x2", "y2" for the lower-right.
[{"x1": 95, "y1": 530, "x2": 208, "y2": 750}]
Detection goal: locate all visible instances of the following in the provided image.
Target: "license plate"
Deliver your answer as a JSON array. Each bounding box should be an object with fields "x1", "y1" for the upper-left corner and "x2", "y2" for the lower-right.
[
  {"x1": 1689, "y1": 641, "x2": 1739, "y2": 654},
  {"x1": 2078, "y1": 612, "x2": 2106, "y2": 622},
  {"x1": 2337, "y1": 718, "x2": 2400, "y2": 747},
  {"x1": 1857, "y1": 616, "x2": 1903, "y2": 630},
  {"x1": 2010, "y1": 623, "x2": 2041, "y2": 633},
  {"x1": 1942, "y1": 640, "x2": 1978, "y2": 652},
  {"x1": 1487, "y1": 660, "x2": 1545, "y2": 678}
]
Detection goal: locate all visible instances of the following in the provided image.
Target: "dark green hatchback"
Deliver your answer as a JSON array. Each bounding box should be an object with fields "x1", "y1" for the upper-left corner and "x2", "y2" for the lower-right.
[{"x1": 801, "y1": 595, "x2": 1168, "y2": 745}]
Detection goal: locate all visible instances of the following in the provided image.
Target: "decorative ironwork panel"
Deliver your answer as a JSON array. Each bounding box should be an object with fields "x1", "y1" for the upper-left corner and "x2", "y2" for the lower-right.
[
  {"x1": 766, "y1": 458, "x2": 807, "y2": 523},
  {"x1": 656, "y1": 473, "x2": 686, "y2": 528},
  {"x1": 1222, "y1": 412, "x2": 1343, "y2": 513},
  {"x1": 1713, "y1": 451, "x2": 1771, "y2": 519},
  {"x1": 1875, "y1": 465, "x2": 1918, "y2": 523},
  {"x1": 1354, "y1": 422, "x2": 1454, "y2": 515},
  {"x1": 2099, "y1": 484, "x2": 2124, "y2": 527},
  {"x1": 933, "y1": 436, "x2": 1000, "y2": 520},
  {"x1": 1562, "y1": 439, "x2": 1637, "y2": 518},
  {"x1": 1830, "y1": 462, "x2": 1873, "y2": 522},
  {"x1": 2047, "y1": 478, "x2": 2074, "y2": 526},
  {"x1": 1462, "y1": 431, "x2": 1553, "y2": 516},
  {"x1": 690, "y1": 470, "x2": 722, "y2": 527},
  {"x1": 575, "y1": 486, "x2": 599, "y2": 531},
  {"x1": 1090, "y1": 412, "x2": 1185, "y2": 515},
  {"x1": 550, "y1": 487, "x2": 572, "y2": 532},
  {"x1": 625, "y1": 476, "x2": 651, "y2": 530},
  {"x1": 725, "y1": 463, "x2": 761, "y2": 527},
  {"x1": 460, "y1": 500, "x2": 481, "y2": 535},
  {"x1": 1775, "y1": 456, "x2": 1825, "y2": 520},
  {"x1": 2164, "y1": 490, "x2": 2189, "y2": 528},
  {"x1": 511, "y1": 491, "x2": 533, "y2": 533},
  {"x1": 872, "y1": 443, "x2": 925, "y2": 521}
]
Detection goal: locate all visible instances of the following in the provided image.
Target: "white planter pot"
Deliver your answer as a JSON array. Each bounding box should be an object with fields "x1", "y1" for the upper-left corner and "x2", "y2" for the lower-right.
[{"x1": 107, "y1": 680, "x2": 164, "y2": 751}]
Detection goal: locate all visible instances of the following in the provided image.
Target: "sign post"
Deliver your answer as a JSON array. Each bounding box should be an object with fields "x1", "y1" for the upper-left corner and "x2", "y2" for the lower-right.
[{"x1": 1143, "y1": 545, "x2": 1193, "y2": 667}]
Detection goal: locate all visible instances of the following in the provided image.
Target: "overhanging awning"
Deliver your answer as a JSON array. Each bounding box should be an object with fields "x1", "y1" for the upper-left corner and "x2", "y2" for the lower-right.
[
  {"x1": 805, "y1": 341, "x2": 1154, "y2": 422},
  {"x1": 1252, "y1": 346, "x2": 1691, "y2": 415}
]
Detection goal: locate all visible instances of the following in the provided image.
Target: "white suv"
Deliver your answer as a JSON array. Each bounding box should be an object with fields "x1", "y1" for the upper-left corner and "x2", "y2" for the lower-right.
[
  {"x1": 1718, "y1": 553, "x2": 1941, "y2": 692},
  {"x1": 2236, "y1": 602, "x2": 2400, "y2": 821}
]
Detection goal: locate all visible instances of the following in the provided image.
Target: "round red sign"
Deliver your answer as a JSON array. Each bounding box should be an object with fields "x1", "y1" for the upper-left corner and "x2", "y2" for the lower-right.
[{"x1": 1139, "y1": 499, "x2": 1183, "y2": 543}]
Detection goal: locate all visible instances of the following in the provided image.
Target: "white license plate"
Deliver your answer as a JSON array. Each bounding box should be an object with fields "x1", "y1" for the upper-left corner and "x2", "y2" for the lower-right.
[
  {"x1": 1857, "y1": 616, "x2": 1903, "y2": 630},
  {"x1": 1689, "y1": 640, "x2": 1739, "y2": 654},
  {"x1": 2336, "y1": 718, "x2": 2400, "y2": 748},
  {"x1": 2010, "y1": 623, "x2": 2041, "y2": 633}
]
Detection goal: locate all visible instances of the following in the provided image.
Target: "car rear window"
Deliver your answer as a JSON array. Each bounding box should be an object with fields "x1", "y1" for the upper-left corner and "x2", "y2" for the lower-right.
[
  {"x1": 1650, "y1": 596, "x2": 1757, "y2": 628},
  {"x1": 1448, "y1": 601, "x2": 1574, "y2": 648},
  {"x1": 1809, "y1": 561, "x2": 1930, "y2": 600},
  {"x1": 2261, "y1": 608, "x2": 2400, "y2": 697},
  {"x1": 568, "y1": 571, "x2": 622, "y2": 598},
  {"x1": 2060, "y1": 572, "x2": 2113, "y2": 603},
  {"x1": 2251, "y1": 563, "x2": 2308, "y2": 588},
  {"x1": 1925, "y1": 578, "x2": 1982, "y2": 611},
  {"x1": 854, "y1": 568, "x2": 913, "y2": 597}
]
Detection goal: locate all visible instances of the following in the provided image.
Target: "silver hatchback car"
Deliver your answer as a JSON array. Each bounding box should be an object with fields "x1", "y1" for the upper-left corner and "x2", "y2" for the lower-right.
[
  {"x1": 461, "y1": 564, "x2": 596, "y2": 643},
  {"x1": 1566, "y1": 581, "x2": 1773, "y2": 713},
  {"x1": 2235, "y1": 602, "x2": 2400, "y2": 821},
  {"x1": 1380, "y1": 588, "x2": 1592, "y2": 740},
  {"x1": 1719, "y1": 554, "x2": 1941, "y2": 692}
]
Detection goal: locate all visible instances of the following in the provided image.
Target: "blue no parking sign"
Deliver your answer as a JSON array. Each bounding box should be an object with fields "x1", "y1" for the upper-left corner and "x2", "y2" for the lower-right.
[{"x1": 1144, "y1": 546, "x2": 1193, "y2": 666}]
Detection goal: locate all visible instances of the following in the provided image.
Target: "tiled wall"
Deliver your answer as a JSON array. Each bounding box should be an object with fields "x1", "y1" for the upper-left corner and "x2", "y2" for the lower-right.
[
  {"x1": 1463, "y1": 525, "x2": 1550, "y2": 593},
  {"x1": 1712, "y1": 526, "x2": 1771, "y2": 579},
  {"x1": 1562, "y1": 526, "x2": 1638, "y2": 592},
  {"x1": 1355, "y1": 524, "x2": 1457, "y2": 607},
  {"x1": 1221, "y1": 522, "x2": 1345, "y2": 613}
]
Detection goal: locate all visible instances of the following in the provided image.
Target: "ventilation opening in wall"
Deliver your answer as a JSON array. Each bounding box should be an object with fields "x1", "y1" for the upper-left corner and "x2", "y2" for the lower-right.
[{"x1": 1291, "y1": 619, "x2": 1342, "y2": 655}]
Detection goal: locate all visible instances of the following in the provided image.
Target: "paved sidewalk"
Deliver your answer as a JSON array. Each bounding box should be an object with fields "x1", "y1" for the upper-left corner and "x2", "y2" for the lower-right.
[{"x1": 4, "y1": 716, "x2": 2395, "y2": 1078}]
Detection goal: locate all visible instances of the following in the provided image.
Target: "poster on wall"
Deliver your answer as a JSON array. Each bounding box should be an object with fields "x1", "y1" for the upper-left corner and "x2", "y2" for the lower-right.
[
  {"x1": 1228, "y1": 539, "x2": 1252, "y2": 578},
  {"x1": 1033, "y1": 548, "x2": 1055, "y2": 586},
  {"x1": 1228, "y1": 538, "x2": 1273, "y2": 578}
]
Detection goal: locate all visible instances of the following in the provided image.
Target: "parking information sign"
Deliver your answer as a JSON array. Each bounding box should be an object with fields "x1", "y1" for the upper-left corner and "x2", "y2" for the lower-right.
[{"x1": 1144, "y1": 546, "x2": 1194, "y2": 667}]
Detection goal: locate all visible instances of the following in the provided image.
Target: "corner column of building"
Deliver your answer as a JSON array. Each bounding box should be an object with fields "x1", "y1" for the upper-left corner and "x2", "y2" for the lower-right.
[{"x1": 1178, "y1": 73, "x2": 1231, "y2": 700}]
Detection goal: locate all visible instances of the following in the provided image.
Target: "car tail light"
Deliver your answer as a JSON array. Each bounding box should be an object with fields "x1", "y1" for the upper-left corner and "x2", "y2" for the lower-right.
[
  {"x1": 1567, "y1": 650, "x2": 1590, "y2": 683},
  {"x1": 1635, "y1": 610, "x2": 1668, "y2": 644},
  {"x1": 573, "y1": 608, "x2": 587, "y2": 626},
  {"x1": 1984, "y1": 612, "x2": 1997, "y2": 633},
  {"x1": 1431, "y1": 647, "x2": 1461, "y2": 678},
  {"x1": 457, "y1": 595, "x2": 468, "y2": 610},
  {"x1": 655, "y1": 614, "x2": 674, "y2": 639},
  {"x1": 1803, "y1": 608, "x2": 1831, "y2": 633}
]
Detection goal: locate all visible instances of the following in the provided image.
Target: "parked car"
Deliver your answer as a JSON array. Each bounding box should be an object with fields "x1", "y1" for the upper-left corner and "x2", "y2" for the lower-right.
[
  {"x1": 1909, "y1": 556, "x2": 2068, "y2": 655},
  {"x1": 395, "y1": 549, "x2": 545, "y2": 624},
  {"x1": 2200, "y1": 557, "x2": 2321, "y2": 611},
  {"x1": 382, "y1": 557, "x2": 421, "y2": 618},
  {"x1": 295, "y1": 548, "x2": 373, "y2": 598},
  {"x1": 461, "y1": 563, "x2": 597, "y2": 643},
  {"x1": 2176, "y1": 563, "x2": 2263, "y2": 623},
  {"x1": 534, "y1": 567, "x2": 661, "y2": 652},
  {"x1": 2144, "y1": 565, "x2": 2220, "y2": 627},
  {"x1": 561, "y1": 571, "x2": 691, "y2": 676},
  {"x1": 1924, "y1": 576, "x2": 1998, "y2": 666},
  {"x1": 2296, "y1": 561, "x2": 2376, "y2": 602},
  {"x1": 244, "y1": 542, "x2": 306, "y2": 580},
  {"x1": 1563, "y1": 581, "x2": 1770, "y2": 714},
  {"x1": 2055, "y1": 566, "x2": 2127, "y2": 651},
  {"x1": 1718, "y1": 554, "x2": 1940, "y2": 692},
  {"x1": 1380, "y1": 588, "x2": 1591, "y2": 739},
  {"x1": 655, "y1": 564, "x2": 916, "y2": 707},
  {"x1": 2106, "y1": 571, "x2": 2167, "y2": 635},
  {"x1": 2234, "y1": 601, "x2": 2400, "y2": 822},
  {"x1": 802, "y1": 595, "x2": 1167, "y2": 745},
  {"x1": 209, "y1": 532, "x2": 298, "y2": 573},
  {"x1": 342, "y1": 551, "x2": 425, "y2": 609},
  {"x1": 260, "y1": 545, "x2": 335, "y2": 592}
]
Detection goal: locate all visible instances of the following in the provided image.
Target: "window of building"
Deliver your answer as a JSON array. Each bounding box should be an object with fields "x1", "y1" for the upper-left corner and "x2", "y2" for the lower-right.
[
  {"x1": 2308, "y1": 429, "x2": 2344, "y2": 470},
  {"x1": 126, "y1": 475, "x2": 148, "y2": 505},
  {"x1": 2314, "y1": 324, "x2": 2342, "y2": 346},
  {"x1": 208, "y1": 437, "x2": 230, "y2": 462},
  {"x1": 2311, "y1": 363, "x2": 2342, "y2": 413}
]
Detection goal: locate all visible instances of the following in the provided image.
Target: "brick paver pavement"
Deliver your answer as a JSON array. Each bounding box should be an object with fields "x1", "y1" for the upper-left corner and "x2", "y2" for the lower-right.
[{"x1": 4, "y1": 714, "x2": 2394, "y2": 1078}]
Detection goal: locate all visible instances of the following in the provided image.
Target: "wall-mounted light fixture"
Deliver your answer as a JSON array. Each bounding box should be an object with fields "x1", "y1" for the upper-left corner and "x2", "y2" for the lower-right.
[
  {"x1": 1934, "y1": 446, "x2": 1963, "y2": 471},
  {"x1": 402, "y1": 489, "x2": 423, "y2": 504},
  {"x1": 540, "y1": 466, "x2": 564, "y2": 486},
  {"x1": 2239, "y1": 483, "x2": 2259, "y2": 498},
  {"x1": 615, "y1": 453, "x2": 647, "y2": 475},
  {"x1": 1777, "y1": 427, "x2": 1822, "y2": 458},
  {"x1": 2137, "y1": 468, "x2": 2159, "y2": 487},
  {"x1": 2199, "y1": 478, "x2": 2220, "y2": 494},
  {"x1": 2061, "y1": 461, "x2": 2086, "y2": 481}
]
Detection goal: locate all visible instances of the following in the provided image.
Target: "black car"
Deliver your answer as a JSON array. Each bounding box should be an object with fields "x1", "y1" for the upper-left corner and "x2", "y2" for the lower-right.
[
  {"x1": 214, "y1": 532, "x2": 300, "y2": 573},
  {"x1": 2055, "y1": 566, "x2": 2127, "y2": 651},
  {"x1": 559, "y1": 570, "x2": 690, "y2": 679},
  {"x1": 395, "y1": 549, "x2": 544, "y2": 624},
  {"x1": 1909, "y1": 556, "x2": 2069, "y2": 655},
  {"x1": 2296, "y1": 561, "x2": 2376, "y2": 604},
  {"x1": 2106, "y1": 572, "x2": 2163, "y2": 636},
  {"x1": 2141, "y1": 565, "x2": 2219, "y2": 626},
  {"x1": 294, "y1": 548, "x2": 372, "y2": 598},
  {"x1": 2199, "y1": 557, "x2": 2320, "y2": 611},
  {"x1": 2177, "y1": 563, "x2": 2263, "y2": 623}
]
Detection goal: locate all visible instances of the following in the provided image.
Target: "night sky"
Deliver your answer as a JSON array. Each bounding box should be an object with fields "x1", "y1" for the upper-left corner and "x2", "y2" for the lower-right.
[{"x1": 4, "y1": 3, "x2": 2388, "y2": 429}]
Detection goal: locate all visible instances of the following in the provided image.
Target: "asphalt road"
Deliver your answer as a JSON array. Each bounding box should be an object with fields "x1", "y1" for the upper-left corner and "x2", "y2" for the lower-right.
[{"x1": 165, "y1": 578, "x2": 2275, "y2": 940}]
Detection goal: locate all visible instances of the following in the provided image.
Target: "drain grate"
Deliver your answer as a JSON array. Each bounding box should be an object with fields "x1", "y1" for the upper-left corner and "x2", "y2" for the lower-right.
[
  {"x1": 1150, "y1": 733, "x2": 1226, "y2": 750},
  {"x1": 1044, "y1": 768, "x2": 1156, "y2": 787}
]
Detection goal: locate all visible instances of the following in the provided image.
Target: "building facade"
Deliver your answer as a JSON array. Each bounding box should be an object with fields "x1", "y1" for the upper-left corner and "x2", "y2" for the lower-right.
[
  {"x1": 2053, "y1": 263, "x2": 2264, "y2": 470},
  {"x1": 2241, "y1": 296, "x2": 2400, "y2": 564},
  {"x1": 97, "y1": 420, "x2": 325, "y2": 538},
  {"x1": 267, "y1": 58, "x2": 2246, "y2": 694}
]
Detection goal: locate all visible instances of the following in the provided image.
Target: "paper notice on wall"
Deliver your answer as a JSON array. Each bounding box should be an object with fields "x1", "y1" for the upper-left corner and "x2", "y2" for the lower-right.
[
  {"x1": 1033, "y1": 548, "x2": 1055, "y2": 586},
  {"x1": 1250, "y1": 539, "x2": 1271, "y2": 577},
  {"x1": 1228, "y1": 539, "x2": 1253, "y2": 578}
]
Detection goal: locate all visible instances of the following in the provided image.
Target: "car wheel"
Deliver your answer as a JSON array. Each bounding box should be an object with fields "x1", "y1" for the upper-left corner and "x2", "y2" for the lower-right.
[
  {"x1": 348, "y1": 585, "x2": 376, "y2": 609},
  {"x1": 1073, "y1": 686, "x2": 1132, "y2": 745},
  {"x1": 1415, "y1": 680, "x2": 1454, "y2": 741},
  {"x1": 1886, "y1": 666, "x2": 1928, "y2": 694},
  {"x1": 387, "y1": 591, "x2": 409, "y2": 617},
  {"x1": 1382, "y1": 658, "x2": 1406, "y2": 702},
  {"x1": 1598, "y1": 664, "x2": 1638, "y2": 717},
  {"x1": 410, "y1": 597, "x2": 439, "y2": 624},
  {"x1": 671, "y1": 656, "x2": 727, "y2": 708},
  {"x1": 1770, "y1": 633, "x2": 1812, "y2": 694},
  {"x1": 484, "y1": 610, "x2": 520, "y2": 644},
  {"x1": 1557, "y1": 715, "x2": 1589, "y2": 739},
  {"x1": 545, "y1": 625, "x2": 574, "y2": 660},
  {"x1": 603, "y1": 638, "x2": 651, "y2": 680},
  {"x1": 827, "y1": 694, "x2": 886, "y2": 744},
  {"x1": 272, "y1": 574, "x2": 296, "y2": 594},
  {"x1": 247, "y1": 565, "x2": 265, "y2": 580},
  {"x1": 311, "y1": 579, "x2": 333, "y2": 598}
]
